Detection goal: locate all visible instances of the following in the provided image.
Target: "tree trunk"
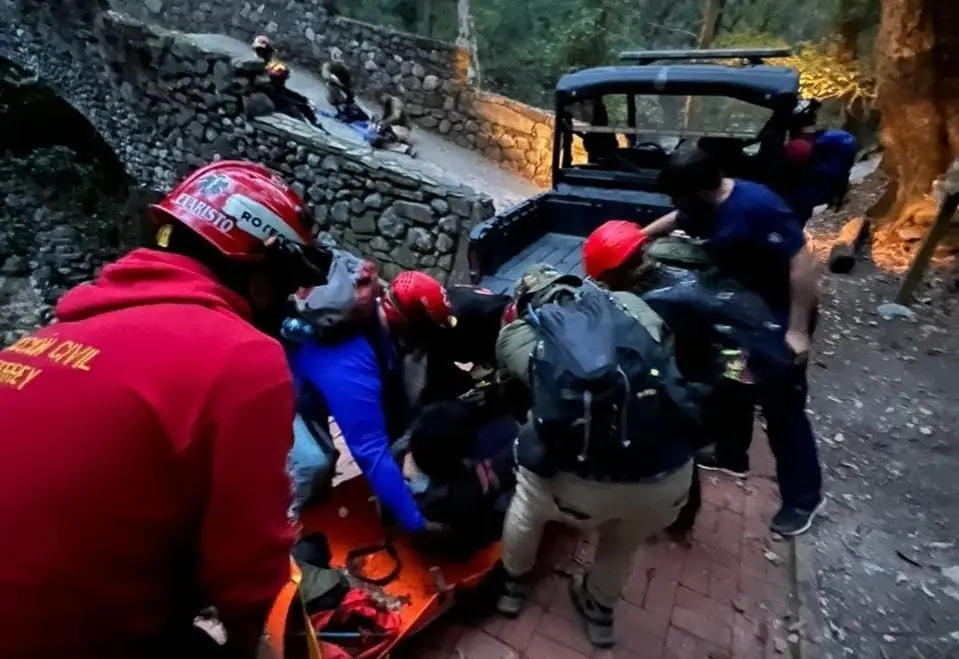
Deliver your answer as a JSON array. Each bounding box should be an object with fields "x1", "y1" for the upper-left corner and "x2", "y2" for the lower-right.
[
  {"x1": 873, "y1": 0, "x2": 956, "y2": 239},
  {"x1": 683, "y1": 0, "x2": 726, "y2": 128},
  {"x1": 418, "y1": 0, "x2": 433, "y2": 37},
  {"x1": 698, "y1": 0, "x2": 727, "y2": 48},
  {"x1": 455, "y1": 0, "x2": 479, "y2": 86}
]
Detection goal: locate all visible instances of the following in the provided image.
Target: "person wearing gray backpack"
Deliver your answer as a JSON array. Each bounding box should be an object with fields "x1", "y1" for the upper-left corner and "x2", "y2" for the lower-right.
[{"x1": 493, "y1": 265, "x2": 705, "y2": 649}]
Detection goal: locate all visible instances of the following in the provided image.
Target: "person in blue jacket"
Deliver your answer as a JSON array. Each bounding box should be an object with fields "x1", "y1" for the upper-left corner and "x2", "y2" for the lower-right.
[{"x1": 284, "y1": 270, "x2": 459, "y2": 535}]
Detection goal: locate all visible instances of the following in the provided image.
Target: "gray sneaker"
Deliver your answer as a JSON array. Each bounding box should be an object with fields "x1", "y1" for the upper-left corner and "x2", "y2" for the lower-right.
[
  {"x1": 568, "y1": 573, "x2": 615, "y2": 649},
  {"x1": 496, "y1": 572, "x2": 530, "y2": 618}
]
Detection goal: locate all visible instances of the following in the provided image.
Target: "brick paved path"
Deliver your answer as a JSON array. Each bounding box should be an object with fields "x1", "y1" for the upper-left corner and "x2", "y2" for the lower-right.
[{"x1": 399, "y1": 434, "x2": 799, "y2": 659}]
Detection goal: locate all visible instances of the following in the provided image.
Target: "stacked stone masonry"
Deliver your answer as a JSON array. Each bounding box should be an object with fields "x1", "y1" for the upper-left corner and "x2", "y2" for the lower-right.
[
  {"x1": 111, "y1": 0, "x2": 581, "y2": 187},
  {"x1": 2, "y1": 0, "x2": 494, "y2": 282}
]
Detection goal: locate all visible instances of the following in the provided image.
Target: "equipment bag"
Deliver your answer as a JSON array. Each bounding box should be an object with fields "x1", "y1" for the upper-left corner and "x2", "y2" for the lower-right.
[
  {"x1": 524, "y1": 284, "x2": 697, "y2": 475},
  {"x1": 642, "y1": 275, "x2": 793, "y2": 386},
  {"x1": 789, "y1": 129, "x2": 858, "y2": 212}
]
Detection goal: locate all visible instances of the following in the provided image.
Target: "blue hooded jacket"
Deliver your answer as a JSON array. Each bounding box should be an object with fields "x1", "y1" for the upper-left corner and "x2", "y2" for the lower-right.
[{"x1": 286, "y1": 328, "x2": 426, "y2": 532}]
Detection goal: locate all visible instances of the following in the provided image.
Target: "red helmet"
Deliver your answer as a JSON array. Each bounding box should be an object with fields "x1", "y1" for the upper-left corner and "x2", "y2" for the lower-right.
[
  {"x1": 582, "y1": 220, "x2": 649, "y2": 280},
  {"x1": 149, "y1": 160, "x2": 314, "y2": 261},
  {"x1": 149, "y1": 161, "x2": 330, "y2": 288},
  {"x1": 382, "y1": 271, "x2": 456, "y2": 328}
]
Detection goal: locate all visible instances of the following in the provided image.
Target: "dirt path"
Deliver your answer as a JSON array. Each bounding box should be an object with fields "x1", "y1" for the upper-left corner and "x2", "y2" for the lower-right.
[
  {"x1": 804, "y1": 191, "x2": 959, "y2": 659},
  {"x1": 187, "y1": 33, "x2": 541, "y2": 212}
]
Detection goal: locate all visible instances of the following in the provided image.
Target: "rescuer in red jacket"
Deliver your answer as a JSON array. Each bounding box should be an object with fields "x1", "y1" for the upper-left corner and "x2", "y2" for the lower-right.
[{"x1": 0, "y1": 160, "x2": 332, "y2": 658}]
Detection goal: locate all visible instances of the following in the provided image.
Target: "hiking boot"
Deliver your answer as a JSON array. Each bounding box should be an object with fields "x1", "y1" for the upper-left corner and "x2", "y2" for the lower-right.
[
  {"x1": 770, "y1": 497, "x2": 826, "y2": 536},
  {"x1": 697, "y1": 452, "x2": 749, "y2": 479},
  {"x1": 496, "y1": 572, "x2": 530, "y2": 618},
  {"x1": 568, "y1": 573, "x2": 615, "y2": 649}
]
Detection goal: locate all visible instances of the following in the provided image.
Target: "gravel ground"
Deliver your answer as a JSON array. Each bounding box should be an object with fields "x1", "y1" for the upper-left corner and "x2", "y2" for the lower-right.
[{"x1": 803, "y1": 178, "x2": 959, "y2": 659}]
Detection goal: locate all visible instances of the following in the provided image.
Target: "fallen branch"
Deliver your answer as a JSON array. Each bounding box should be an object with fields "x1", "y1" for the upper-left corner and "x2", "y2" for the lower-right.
[{"x1": 827, "y1": 216, "x2": 871, "y2": 273}]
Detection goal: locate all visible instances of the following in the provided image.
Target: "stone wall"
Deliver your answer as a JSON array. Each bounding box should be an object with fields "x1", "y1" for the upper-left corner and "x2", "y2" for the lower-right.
[
  {"x1": 2, "y1": 3, "x2": 492, "y2": 282},
  {"x1": 107, "y1": 0, "x2": 589, "y2": 188},
  {"x1": 110, "y1": 0, "x2": 469, "y2": 135},
  {"x1": 0, "y1": 0, "x2": 173, "y2": 190}
]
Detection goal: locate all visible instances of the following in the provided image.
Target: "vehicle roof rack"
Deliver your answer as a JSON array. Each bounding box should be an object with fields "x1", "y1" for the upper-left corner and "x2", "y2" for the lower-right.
[{"x1": 618, "y1": 48, "x2": 792, "y2": 66}]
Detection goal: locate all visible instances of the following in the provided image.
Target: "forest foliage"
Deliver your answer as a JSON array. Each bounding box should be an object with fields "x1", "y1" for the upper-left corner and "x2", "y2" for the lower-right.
[{"x1": 333, "y1": 0, "x2": 880, "y2": 117}]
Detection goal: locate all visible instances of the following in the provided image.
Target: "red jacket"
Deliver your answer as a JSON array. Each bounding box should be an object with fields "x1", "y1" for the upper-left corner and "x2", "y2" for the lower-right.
[{"x1": 0, "y1": 249, "x2": 295, "y2": 658}]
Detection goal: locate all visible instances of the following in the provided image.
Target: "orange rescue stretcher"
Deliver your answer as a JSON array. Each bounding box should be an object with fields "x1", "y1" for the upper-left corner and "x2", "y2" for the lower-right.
[{"x1": 264, "y1": 476, "x2": 502, "y2": 659}]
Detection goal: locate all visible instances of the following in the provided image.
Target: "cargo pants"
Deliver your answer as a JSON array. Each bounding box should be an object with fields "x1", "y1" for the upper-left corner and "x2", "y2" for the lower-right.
[{"x1": 501, "y1": 461, "x2": 693, "y2": 608}]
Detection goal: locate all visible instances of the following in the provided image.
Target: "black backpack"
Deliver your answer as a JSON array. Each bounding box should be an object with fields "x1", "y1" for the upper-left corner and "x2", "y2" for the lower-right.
[{"x1": 524, "y1": 285, "x2": 700, "y2": 479}]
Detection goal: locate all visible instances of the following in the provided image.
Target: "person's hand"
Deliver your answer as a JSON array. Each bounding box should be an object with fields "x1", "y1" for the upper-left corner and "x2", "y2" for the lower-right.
[{"x1": 785, "y1": 329, "x2": 811, "y2": 364}]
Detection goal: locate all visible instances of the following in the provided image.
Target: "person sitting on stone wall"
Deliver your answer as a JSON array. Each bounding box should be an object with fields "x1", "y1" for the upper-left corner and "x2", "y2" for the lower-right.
[
  {"x1": 321, "y1": 48, "x2": 367, "y2": 123},
  {"x1": 252, "y1": 34, "x2": 276, "y2": 64},
  {"x1": 264, "y1": 60, "x2": 322, "y2": 128},
  {"x1": 375, "y1": 90, "x2": 415, "y2": 154}
]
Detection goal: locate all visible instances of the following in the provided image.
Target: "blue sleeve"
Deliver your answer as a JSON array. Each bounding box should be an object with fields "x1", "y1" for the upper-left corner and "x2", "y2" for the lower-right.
[{"x1": 292, "y1": 337, "x2": 426, "y2": 532}]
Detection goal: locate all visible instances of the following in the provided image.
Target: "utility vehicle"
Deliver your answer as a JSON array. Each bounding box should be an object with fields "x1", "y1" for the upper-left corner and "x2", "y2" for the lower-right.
[{"x1": 467, "y1": 48, "x2": 805, "y2": 292}]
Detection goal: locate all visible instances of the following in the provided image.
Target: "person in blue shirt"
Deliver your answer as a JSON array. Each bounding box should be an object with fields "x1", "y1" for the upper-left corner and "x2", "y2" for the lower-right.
[
  {"x1": 284, "y1": 270, "x2": 459, "y2": 537},
  {"x1": 644, "y1": 147, "x2": 824, "y2": 536}
]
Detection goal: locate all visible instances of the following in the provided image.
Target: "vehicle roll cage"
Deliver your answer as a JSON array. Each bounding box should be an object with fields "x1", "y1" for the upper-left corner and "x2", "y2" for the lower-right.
[{"x1": 550, "y1": 49, "x2": 802, "y2": 185}]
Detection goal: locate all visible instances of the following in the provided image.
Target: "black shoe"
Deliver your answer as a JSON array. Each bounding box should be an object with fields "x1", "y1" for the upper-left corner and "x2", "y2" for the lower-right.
[
  {"x1": 697, "y1": 453, "x2": 749, "y2": 479},
  {"x1": 770, "y1": 498, "x2": 826, "y2": 536},
  {"x1": 496, "y1": 572, "x2": 530, "y2": 618},
  {"x1": 568, "y1": 573, "x2": 615, "y2": 649}
]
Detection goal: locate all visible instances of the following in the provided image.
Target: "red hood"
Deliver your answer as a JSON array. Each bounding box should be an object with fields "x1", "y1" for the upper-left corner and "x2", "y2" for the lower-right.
[{"x1": 56, "y1": 248, "x2": 252, "y2": 323}]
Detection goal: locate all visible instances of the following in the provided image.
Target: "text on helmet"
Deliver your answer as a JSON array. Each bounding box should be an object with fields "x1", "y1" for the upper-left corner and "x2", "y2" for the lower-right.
[{"x1": 173, "y1": 193, "x2": 236, "y2": 233}]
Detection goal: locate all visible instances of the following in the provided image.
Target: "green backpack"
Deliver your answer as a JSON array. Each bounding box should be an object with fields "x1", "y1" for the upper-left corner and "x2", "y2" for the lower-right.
[{"x1": 645, "y1": 235, "x2": 713, "y2": 271}]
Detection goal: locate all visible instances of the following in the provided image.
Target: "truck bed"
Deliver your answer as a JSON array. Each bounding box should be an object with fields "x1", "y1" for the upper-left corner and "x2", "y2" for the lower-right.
[{"x1": 479, "y1": 232, "x2": 585, "y2": 295}]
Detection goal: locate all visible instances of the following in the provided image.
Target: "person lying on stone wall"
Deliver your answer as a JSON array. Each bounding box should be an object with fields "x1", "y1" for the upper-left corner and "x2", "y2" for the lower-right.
[
  {"x1": 0, "y1": 160, "x2": 333, "y2": 659},
  {"x1": 264, "y1": 60, "x2": 323, "y2": 128},
  {"x1": 320, "y1": 47, "x2": 367, "y2": 123},
  {"x1": 391, "y1": 396, "x2": 519, "y2": 558},
  {"x1": 281, "y1": 268, "x2": 460, "y2": 540}
]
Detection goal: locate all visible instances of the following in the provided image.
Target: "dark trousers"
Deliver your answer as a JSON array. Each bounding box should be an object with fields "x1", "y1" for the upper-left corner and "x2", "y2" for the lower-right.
[
  {"x1": 760, "y1": 363, "x2": 823, "y2": 510},
  {"x1": 708, "y1": 380, "x2": 757, "y2": 473},
  {"x1": 667, "y1": 380, "x2": 752, "y2": 535},
  {"x1": 710, "y1": 364, "x2": 822, "y2": 510}
]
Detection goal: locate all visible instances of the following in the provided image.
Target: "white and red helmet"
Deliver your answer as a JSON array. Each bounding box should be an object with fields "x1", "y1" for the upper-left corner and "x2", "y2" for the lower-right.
[
  {"x1": 252, "y1": 35, "x2": 274, "y2": 53},
  {"x1": 149, "y1": 160, "x2": 329, "y2": 283}
]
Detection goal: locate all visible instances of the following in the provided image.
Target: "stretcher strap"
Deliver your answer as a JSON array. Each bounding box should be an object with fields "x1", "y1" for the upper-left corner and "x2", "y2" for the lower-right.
[
  {"x1": 264, "y1": 557, "x2": 323, "y2": 659},
  {"x1": 345, "y1": 540, "x2": 402, "y2": 587}
]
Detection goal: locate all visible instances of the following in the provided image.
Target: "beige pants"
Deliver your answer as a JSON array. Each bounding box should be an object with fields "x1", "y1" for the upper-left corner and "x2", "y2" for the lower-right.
[
  {"x1": 501, "y1": 462, "x2": 693, "y2": 608},
  {"x1": 389, "y1": 125, "x2": 412, "y2": 143}
]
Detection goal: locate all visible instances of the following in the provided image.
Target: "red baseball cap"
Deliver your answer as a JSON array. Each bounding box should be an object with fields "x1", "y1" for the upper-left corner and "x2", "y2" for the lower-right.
[
  {"x1": 582, "y1": 220, "x2": 649, "y2": 280},
  {"x1": 382, "y1": 271, "x2": 457, "y2": 328}
]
